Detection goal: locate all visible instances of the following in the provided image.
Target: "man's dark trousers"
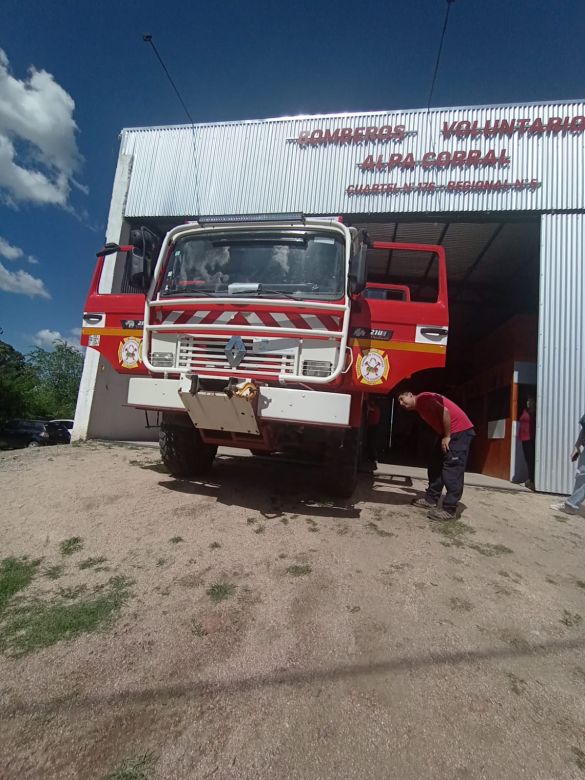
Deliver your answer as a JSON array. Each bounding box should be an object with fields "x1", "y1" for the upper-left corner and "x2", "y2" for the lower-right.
[{"x1": 425, "y1": 429, "x2": 475, "y2": 512}]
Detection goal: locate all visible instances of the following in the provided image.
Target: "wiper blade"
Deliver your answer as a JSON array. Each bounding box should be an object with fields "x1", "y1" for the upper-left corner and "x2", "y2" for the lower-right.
[
  {"x1": 161, "y1": 289, "x2": 215, "y2": 297},
  {"x1": 226, "y1": 287, "x2": 297, "y2": 300}
]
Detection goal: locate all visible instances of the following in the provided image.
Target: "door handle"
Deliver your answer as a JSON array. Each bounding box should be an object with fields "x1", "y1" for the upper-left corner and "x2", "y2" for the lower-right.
[
  {"x1": 420, "y1": 327, "x2": 448, "y2": 338},
  {"x1": 83, "y1": 314, "x2": 103, "y2": 325}
]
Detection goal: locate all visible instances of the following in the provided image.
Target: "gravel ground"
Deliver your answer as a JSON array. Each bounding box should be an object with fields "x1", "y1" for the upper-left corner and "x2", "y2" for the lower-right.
[{"x1": 1, "y1": 441, "x2": 585, "y2": 780}]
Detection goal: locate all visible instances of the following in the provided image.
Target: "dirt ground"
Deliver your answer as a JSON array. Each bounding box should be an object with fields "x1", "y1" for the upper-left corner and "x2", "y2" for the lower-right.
[{"x1": 1, "y1": 441, "x2": 585, "y2": 780}]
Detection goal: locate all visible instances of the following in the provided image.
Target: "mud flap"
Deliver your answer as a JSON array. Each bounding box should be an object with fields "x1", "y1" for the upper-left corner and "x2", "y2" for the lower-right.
[{"x1": 178, "y1": 382, "x2": 259, "y2": 435}]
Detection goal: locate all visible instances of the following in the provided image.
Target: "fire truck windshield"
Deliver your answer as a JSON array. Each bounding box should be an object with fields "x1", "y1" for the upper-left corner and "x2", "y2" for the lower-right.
[{"x1": 159, "y1": 231, "x2": 346, "y2": 300}]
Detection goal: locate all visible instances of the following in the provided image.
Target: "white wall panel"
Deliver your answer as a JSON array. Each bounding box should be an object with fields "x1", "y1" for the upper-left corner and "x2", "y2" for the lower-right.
[{"x1": 537, "y1": 214, "x2": 585, "y2": 494}]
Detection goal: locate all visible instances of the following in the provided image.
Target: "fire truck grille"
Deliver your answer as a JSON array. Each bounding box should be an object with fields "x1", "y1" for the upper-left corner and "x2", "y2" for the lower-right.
[{"x1": 176, "y1": 336, "x2": 296, "y2": 376}]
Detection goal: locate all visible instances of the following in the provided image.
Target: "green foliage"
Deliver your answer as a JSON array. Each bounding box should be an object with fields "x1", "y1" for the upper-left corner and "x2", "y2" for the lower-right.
[
  {"x1": 0, "y1": 557, "x2": 38, "y2": 615},
  {"x1": 0, "y1": 338, "x2": 84, "y2": 422},
  {"x1": 0, "y1": 575, "x2": 132, "y2": 657},
  {"x1": 25, "y1": 340, "x2": 84, "y2": 419},
  {"x1": 0, "y1": 341, "x2": 35, "y2": 423}
]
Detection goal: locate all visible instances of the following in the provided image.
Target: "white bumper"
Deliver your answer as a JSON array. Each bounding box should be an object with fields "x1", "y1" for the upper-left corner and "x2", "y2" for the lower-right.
[{"x1": 127, "y1": 377, "x2": 350, "y2": 427}]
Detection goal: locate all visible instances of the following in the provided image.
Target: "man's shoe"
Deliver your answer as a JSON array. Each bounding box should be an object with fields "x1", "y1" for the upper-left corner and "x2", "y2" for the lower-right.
[
  {"x1": 427, "y1": 507, "x2": 457, "y2": 521},
  {"x1": 412, "y1": 497, "x2": 437, "y2": 510},
  {"x1": 550, "y1": 502, "x2": 579, "y2": 515}
]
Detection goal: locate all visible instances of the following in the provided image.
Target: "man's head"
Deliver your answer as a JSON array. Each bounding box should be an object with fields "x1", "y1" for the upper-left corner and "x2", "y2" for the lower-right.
[{"x1": 398, "y1": 390, "x2": 417, "y2": 410}]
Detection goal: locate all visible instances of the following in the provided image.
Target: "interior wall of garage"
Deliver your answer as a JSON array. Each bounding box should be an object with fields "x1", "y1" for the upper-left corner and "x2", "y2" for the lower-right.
[{"x1": 537, "y1": 213, "x2": 585, "y2": 494}]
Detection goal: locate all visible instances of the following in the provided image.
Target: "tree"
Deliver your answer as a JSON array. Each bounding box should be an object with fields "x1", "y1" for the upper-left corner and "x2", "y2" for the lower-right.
[
  {"x1": 0, "y1": 340, "x2": 34, "y2": 422},
  {"x1": 25, "y1": 340, "x2": 84, "y2": 419}
]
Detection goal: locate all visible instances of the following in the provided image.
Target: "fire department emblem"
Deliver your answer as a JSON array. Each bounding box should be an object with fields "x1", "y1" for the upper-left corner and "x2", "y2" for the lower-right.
[
  {"x1": 356, "y1": 348, "x2": 389, "y2": 385},
  {"x1": 118, "y1": 337, "x2": 142, "y2": 369}
]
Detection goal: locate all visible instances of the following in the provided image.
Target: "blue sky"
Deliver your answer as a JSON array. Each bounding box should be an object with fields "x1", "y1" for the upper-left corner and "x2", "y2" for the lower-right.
[{"x1": 1, "y1": 0, "x2": 583, "y2": 354}]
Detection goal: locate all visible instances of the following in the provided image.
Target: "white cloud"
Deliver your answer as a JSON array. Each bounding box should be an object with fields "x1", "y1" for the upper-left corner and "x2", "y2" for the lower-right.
[
  {"x1": 33, "y1": 327, "x2": 82, "y2": 350},
  {"x1": 0, "y1": 235, "x2": 23, "y2": 260},
  {"x1": 0, "y1": 48, "x2": 83, "y2": 207},
  {"x1": 0, "y1": 261, "x2": 50, "y2": 298}
]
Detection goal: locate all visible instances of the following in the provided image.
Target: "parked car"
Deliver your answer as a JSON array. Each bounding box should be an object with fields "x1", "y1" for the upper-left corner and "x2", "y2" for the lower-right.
[
  {"x1": 0, "y1": 419, "x2": 71, "y2": 449},
  {"x1": 50, "y1": 419, "x2": 74, "y2": 431},
  {"x1": 50, "y1": 419, "x2": 74, "y2": 442}
]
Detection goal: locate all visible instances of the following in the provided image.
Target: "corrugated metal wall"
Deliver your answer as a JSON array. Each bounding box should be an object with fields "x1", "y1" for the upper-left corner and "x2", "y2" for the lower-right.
[
  {"x1": 537, "y1": 214, "x2": 585, "y2": 494},
  {"x1": 119, "y1": 101, "x2": 585, "y2": 217}
]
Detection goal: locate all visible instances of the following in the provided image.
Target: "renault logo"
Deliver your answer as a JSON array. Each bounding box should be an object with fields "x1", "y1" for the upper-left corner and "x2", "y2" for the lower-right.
[{"x1": 225, "y1": 336, "x2": 246, "y2": 368}]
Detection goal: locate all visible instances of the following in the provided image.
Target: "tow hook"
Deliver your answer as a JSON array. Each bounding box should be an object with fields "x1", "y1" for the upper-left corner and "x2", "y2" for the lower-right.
[
  {"x1": 188, "y1": 374, "x2": 200, "y2": 395},
  {"x1": 225, "y1": 379, "x2": 258, "y2": 400}
]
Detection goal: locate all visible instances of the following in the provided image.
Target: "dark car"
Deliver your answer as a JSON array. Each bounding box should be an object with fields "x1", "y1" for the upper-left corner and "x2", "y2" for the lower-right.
[{"x1": 0, "y1": 419, "x2": 71, "y2": 450}]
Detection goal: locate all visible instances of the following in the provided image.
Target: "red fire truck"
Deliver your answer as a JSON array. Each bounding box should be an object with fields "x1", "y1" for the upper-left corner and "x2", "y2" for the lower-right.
[{"x1": 81, "y1": 215, "x2": 448, "y2": 496}]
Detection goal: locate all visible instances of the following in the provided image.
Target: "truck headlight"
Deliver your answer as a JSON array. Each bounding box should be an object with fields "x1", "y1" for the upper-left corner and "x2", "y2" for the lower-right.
[
  {"x1": 151, "y1": 351, "x2": 174, "y2": 367},
  {"x1": 302, "y1": 360, "x2": 332, "y2": 377}
]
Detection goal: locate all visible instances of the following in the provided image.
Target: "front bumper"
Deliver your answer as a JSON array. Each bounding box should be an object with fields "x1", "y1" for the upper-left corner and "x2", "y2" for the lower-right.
[{"x1": 127, "y1": 377, "x2": 351, "y2": 428}]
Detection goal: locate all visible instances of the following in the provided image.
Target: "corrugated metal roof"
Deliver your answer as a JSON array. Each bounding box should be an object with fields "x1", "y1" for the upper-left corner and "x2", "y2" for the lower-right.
[
  {"x1": 537, "y1": 214, "x2": 585, "y2": 494},
  {"x1": 119, "y1": 101, "x2": 585, "y2": 218}
]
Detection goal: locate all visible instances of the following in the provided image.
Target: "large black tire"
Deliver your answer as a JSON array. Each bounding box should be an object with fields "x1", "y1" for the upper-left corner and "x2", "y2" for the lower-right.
[
  {"x1": 159, "y1": 419, "x2": 217, "y2": 478},
  {"x1": 325, "y1": 427, "x2": 361, "y2": 499}
]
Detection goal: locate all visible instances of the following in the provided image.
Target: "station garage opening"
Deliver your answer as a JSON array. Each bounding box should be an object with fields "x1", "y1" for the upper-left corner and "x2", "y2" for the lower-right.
[{"x1": 350, "y1": 215, "x2": 540, "y2": 483}]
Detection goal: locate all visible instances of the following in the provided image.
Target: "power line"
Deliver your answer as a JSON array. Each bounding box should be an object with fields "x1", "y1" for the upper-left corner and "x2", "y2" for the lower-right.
[
  {"x1": 427, "y1": 0, "x2": 456, "y2": 110},
  {"x1": 143, "y1": 34, "x2": 201, "y2": 215},
  {"x1": 143, "y1": 34, "x2": 195, "y2": 125}
]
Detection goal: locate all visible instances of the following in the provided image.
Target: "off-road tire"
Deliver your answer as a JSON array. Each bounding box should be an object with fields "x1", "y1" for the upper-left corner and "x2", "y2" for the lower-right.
[{"x1": 159, "y1": 420, "x2": 217, "y2": 478}]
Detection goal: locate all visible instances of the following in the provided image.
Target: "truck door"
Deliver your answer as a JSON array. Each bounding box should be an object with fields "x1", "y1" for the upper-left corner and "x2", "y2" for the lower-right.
[
  {"x1": 349, "y1": 241, "x2": 448, "y2": 392},
  {"x1": 80, "y1": 228, "x2": 159, "y2": 374}
]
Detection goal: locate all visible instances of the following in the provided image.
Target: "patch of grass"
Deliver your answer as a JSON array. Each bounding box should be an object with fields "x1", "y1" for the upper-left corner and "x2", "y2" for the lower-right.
[
  {"x1": 169, "y1": 536, "x2": 184, "y2": 544},
  {"x1": 576, "y1": 580, "x2": 585, "y2": 590},
  {"x1": 78, "y1": 556, "x2": 107, "y2": 570},
  {"x1": 560, "y1": 610, "x2": 583, "y2": 628},
  {"x1": 60, "y1": 537, "x2": 84, "y2": 556},
  {"x1": 209, "y1": 541, "x2": 221, "y2": 550},
  {"x1": 286, "y1": 564, "x2": 312, "y2": 577},
  {"x1": 191, "y1": 621, "x2": 208, "y2": 637},
  {"x1": 156, "y1": 558, "x2": 166, "y2": 567},
  {"x1": 58, "y1": 584, "x2": 88, "y2": 600},
  {"x1": 0, "y1": 557, "x2": 39, "y2": 614},
  {"x1": 104, "y1": 751, "x2": 157, "y2": 780},
  {"x1": 246, "y1": 517, "x2": 256, "y2": 525},
  {"x1": 0, "y1": 575, "x2": 131, "y2": 658},
  {"x1": 44, "y1": 564, "x2": 64, "y2": 580},
  {"x1": 366, "y1": 522, "x2": 395, "y2": 538},
  {"x1": 434, "y1": 519, "x2": 475, "y2": 542},
  {"x1": 206, "y1": 582, "x2": 236, "y2": 602},
  {"x1": 254, "y1": 526, "x2": 265, "y2": 534},
  {"x1": 468, "y1": 542, "x2": 513, "y2": 557},
  {"x1": 571, "y1": 746, "x2": 585, "y2": 772},
  {"x1": 506, "y1": 672, "x2": 528, "y2": 695}
]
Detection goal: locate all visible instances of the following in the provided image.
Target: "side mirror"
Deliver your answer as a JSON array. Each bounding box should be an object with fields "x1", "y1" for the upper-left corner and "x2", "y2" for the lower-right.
[
  {"x1": 348, "y1": 245, "x2": 367, "y2": 295},
  {"x1": 96, "y1": 242, "x2": 121, "y2": 258}
]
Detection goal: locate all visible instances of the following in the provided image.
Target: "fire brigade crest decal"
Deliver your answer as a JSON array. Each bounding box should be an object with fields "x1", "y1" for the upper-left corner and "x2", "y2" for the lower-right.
[
  {"x1": 118, "y1": 337, "x2": 142, "y2": 369},
  {"x1": 356, "y1": 348, "x2": 389, "y2": 385}
]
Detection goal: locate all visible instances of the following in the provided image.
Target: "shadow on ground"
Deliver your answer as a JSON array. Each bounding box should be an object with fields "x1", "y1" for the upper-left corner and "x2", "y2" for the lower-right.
[{"x1": 157, "y1": 454, "x2": 420, "y2": 519}]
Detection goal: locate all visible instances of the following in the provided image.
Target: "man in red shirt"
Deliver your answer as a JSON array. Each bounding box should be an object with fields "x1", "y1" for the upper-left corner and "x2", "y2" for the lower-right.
[{"x1": 398, "y1": 390, "x2": 475, "y2": 520}]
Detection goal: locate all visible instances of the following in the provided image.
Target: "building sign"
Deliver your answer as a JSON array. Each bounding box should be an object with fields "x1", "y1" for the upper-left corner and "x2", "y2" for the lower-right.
[{"x1": 292, "y1": 112, "x2": 585, "y2": 202}]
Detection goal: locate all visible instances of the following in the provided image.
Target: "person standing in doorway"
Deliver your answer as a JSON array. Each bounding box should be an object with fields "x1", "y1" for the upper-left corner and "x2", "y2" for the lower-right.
[
  {"x1": 518, "y1": 396, "x2": 536, "y2": 490},
  {"x1": 550, "y1": 412, "x2": 585, "y2": 515},
  {"x1": 398, "y1": 390, "x2": 475, "y2": 521}
]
